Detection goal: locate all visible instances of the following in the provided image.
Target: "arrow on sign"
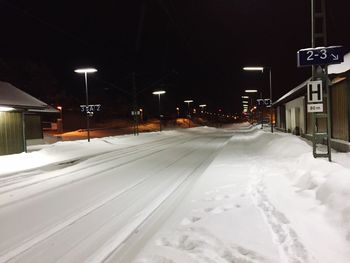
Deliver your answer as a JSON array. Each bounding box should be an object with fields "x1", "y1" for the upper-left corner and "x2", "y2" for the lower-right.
[{"x1": 331, "y1": 54, "x2": 339, "y2": 60}]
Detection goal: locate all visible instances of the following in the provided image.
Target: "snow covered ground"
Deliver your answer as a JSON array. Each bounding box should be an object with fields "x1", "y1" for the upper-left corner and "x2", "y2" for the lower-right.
[{"x1": 0, "y1": 124, "x2": 349, "y2": 263}]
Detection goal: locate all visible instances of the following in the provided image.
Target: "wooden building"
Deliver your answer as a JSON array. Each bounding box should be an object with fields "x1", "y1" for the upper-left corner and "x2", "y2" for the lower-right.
[
  {"x1": 0, "y1": 81, "x2": 56, "y2": 155},
  {"x1": 273, "y1": 53, "x2": 350, "y2": 152}
]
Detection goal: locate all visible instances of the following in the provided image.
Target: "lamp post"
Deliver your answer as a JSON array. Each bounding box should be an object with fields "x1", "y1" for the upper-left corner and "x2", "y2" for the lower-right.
[
  {"x1": 57, "y1": 106, "x2": 63, "y2": 133},
  {"x1": 243, "y1": 66, "x2": 273, "y2": 133},
  {"x1": 152, "y1": 90, "x2": 166, "y2": 131},
  {"x1": 74, "y1": 67, "x2": 97, "y2": 142},
  {"x1": 139, "y1": 108, "x2": 143, "y2": 122},
  {"x1": 199, "y1": 104, "x2": 207, "y2": 114},
  {"x1": 184, "y1": 100, "x2": 193, "y2": 128},
  {"x1": 245, "y1": 89, "x2": 261, "y2": 127}
]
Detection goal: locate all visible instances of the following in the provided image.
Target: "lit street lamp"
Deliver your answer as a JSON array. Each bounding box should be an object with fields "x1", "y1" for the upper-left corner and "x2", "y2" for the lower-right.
[
  {"x1": 152, "y1": 90, "x2": 166, "y2": 131},
  {"x1": 184, "y1": 100, "x2": 193, "y2": 128},
  {"x1": 243, "y1": 66, "x2": 273, "y2": 133},
  {"x1": 57, "y1": 106, "x2": 63, "y2": 133},
  {"x1": 245, "y1": 89, "x2": 260, "y2": 126},
  {"x1": 199, "y1": 104, "x2": 207, "y2": 113},
  {"x1": 74, "y1": 67, "x2": 97, "y2": 142}
]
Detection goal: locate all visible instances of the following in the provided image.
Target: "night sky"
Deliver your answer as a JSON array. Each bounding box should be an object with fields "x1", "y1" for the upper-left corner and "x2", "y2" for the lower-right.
[{"x1": 0, "y1": 0, "x2": 349, "y2": 116}]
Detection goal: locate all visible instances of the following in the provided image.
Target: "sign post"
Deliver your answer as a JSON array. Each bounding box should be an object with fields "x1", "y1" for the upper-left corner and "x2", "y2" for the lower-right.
[{"x1": 297, "y1": 46, "x2": 344, "y2": 161}]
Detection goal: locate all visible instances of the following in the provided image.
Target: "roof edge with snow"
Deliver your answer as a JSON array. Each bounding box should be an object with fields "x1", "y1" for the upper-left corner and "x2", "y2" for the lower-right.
[{"x1": 0, "y1": 81, "x2": 50, "y2": 110}]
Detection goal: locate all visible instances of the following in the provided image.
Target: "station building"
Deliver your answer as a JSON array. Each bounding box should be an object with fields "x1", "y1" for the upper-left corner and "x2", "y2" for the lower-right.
[
  {"x1": 273, "y1": 52, "x2": 350, "y2": 152},
  {"x1": 0, "y1": 81, "x2": 57, "y2": 155}
]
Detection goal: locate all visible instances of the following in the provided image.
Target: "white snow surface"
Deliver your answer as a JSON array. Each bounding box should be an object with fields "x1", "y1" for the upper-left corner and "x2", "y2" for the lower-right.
[
  {"x1": 0, "y1": 124, "x2": 349, "y2": 263},
  {"x1": 328, "y1": 52, "x2": 350, "y2": 74}
]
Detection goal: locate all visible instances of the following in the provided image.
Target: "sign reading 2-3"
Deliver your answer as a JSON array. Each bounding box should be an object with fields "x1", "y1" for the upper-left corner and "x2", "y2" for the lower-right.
[{"x1": 297, "y1": 46, "x2": 344, "y2": 67}]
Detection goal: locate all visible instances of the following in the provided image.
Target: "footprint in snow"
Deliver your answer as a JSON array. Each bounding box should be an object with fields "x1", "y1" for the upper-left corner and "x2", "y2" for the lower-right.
[
  {"x1": 210, "y1": 204, "x2": 234, "y2": 214},
  {"x1": 203, "y1": 194, "x2": 235, "y2": 202},
  {"x1": 180, "y1": 216, "x2": 201, "y2": 226}
]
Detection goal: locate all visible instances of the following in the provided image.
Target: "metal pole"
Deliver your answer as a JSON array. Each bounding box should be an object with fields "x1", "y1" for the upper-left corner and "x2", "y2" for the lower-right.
[
  {"x1": 188, "y1": 102, "x2": 191, "y2": 128},
  {"x1": 311, "y1": 0, "x2": 315, "y2": 49},
  {"x1": 311, "y1": 0, "x2": 316, "y2": 156},
  {"x1": 84, "y1": 72, "x2": 90, "y2": 142},
  {"x1": 326, "y1": 66, "x2": 332, "y2": 162},
  {"x1": 269, "y1": 68, "x2": 273, "y2": 133},
  {"x1": 158, "y1": 94, "x2": 161, "y2": 132},
  {"x1": 22, "y1": 111, "x2": 27, "y2": 152},
  {"x1": 260, "y1": 91, "x2": 263, "y2": 129}
]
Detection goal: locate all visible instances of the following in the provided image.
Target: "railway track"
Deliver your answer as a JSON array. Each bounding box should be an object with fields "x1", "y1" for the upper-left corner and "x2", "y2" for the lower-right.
[{"x1": 0, "y1": 131, "x2": 232, "y2": 263}]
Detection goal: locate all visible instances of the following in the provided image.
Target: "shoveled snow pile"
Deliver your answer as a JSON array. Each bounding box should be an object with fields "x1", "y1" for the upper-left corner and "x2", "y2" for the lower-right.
[{"x1": 134, "y1": 127, "x2": 350, "y2": 263}]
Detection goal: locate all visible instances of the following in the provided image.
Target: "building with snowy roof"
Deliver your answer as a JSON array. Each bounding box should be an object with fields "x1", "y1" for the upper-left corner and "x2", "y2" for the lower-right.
[
  {"x1": 0, "y1": 81, "x2": 57, "y2": 155},
  {"x1": 273, "y1": 52, "x2": 350, "y2": 152}
]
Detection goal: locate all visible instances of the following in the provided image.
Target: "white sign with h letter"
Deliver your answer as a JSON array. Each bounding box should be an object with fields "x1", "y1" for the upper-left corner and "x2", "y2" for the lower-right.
[{"x1": 307, "y1": 80, "x2": 323, "y2": 103}]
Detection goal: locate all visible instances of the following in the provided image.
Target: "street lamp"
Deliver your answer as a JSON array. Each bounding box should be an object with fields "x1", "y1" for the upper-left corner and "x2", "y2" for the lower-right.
[
  {"x1": 243, "y1": 66, "x2": 273, "y2": 133},
  {"x1": 74, "y1": 67, "x2": 97, "y2": 142},
  {"x1": 244, "y1": 89, "x2": 260, "y2": 126},
  {"x1": 139, "y1": 108, "x2": 143, "y2": 122},
  {"x1": 199, "y1": 104, "x2": 206, "y2": 113},
  {"x1": 184, "y1": 100, "x2": 193, "y2": 128},
  {"x1": 152, "y1": 90, "x2": 166, "y2": 131},
  {"x1": 57, "y1": 106, "x2": 63, "y2": 133},
  {"x1": 245, "y1": 89, "x2": 258, "y2": 93}
]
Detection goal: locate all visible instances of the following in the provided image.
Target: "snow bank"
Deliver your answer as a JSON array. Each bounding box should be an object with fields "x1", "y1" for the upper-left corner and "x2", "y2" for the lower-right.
[
  {"x1": 0, "y1": 132, "x2": 163, "y2": 176},
  {"x1": 136, "y1": 127, "x2": 350, "y2": 263},
  {"x1": 253, "y1": 130, "x2": 350, "y2": 241}
]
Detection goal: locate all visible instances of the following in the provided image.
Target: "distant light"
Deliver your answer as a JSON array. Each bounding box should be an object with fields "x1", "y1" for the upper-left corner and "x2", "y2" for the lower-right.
[
  {"x1": 0, "y1": 106, "x2": 15, "y2": 112},
  {"x1": 184, "y1": 100, "x2": 193, "y2": 103},
  {"x1": 242, "y1": 101, "x2": 249, "y2": 104},
  {"x1": 57, "y1": 106, "x2": 62, "y2": 111},
  {"x1": 152, "y1": 90, "x2": 166, "y2": 95},
  {"x1": 199, "y1": 104, "x2": 207, "y2": 108},
  {"x1": 176, "y1": 107, "x2": 179, "y2": 110},
  {"x1": 241, "y1": 96, "x2": 249, "y2": 99},
  {"x1": 139, "y1": 108, "x2": 143, "y2": 112},
  {"x1": 74, "y1": 68, "x2": 97, "y2": 74},
  {"x1": 243, "y1": 67, "x2": 264, "y2": 72},
  {"x1": 245, "y1": 89, "x2": 258, "y2": 93}
]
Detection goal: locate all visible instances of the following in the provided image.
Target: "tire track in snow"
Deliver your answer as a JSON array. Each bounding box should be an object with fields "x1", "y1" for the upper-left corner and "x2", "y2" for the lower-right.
[
  {"x1": 0, "y1": 135, "x2": 200, "y2": 207},
  {"x1": 0, "y1": 136, "x2": 225, "y2": 262},
  {"x1": 102, "y1": 137, "x2": 231, "y2": 263},
  {"x1": 0, "y1": 135, "x2": 186, "y2": 186},
  {"x1": 249, "y1": 171, "x2": 311, "y2": 263}
]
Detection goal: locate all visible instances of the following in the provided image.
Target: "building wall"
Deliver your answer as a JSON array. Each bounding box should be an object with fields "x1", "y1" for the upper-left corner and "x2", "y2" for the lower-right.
[
  {"x1": 0, "y1": 112, "x2": 24, "y2": 155},
  {"x1": 331, "y1": 79, "x2": 349, "y2": 141},
  {"x1": 25, "y1": 114, "x2": 43, "y2": 140},
  {"x1": 276, "y1": 105, "x2": 286, "y2": 130},
  {"x1": 285, "y1": 97, "x2": 305, "y2": 135}
]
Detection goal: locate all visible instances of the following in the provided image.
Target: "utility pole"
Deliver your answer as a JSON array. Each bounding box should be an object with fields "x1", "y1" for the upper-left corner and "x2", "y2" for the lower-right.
[
  {"x1": 132, "y1": 72, "x2": 139, "y2": 136},
  {"x1": 311, "y1": 0, "x2": 331, "y2": 161}
]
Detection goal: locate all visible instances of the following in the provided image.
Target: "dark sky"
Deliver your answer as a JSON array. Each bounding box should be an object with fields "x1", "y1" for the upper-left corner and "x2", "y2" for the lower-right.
[{"x1": 0, "y1": 0, "x2": 349, "y2": 115}]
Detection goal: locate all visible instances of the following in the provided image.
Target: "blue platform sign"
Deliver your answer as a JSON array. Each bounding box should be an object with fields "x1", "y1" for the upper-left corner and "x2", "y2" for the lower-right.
[{"x1": 297, "y1": 46, "x2": 344, "y2": 67}]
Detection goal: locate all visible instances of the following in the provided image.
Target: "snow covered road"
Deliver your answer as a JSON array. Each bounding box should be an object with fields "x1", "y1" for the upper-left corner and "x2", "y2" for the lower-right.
[{"x1": 0, "y1": 125, "x2": 349, "y2": 263}]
